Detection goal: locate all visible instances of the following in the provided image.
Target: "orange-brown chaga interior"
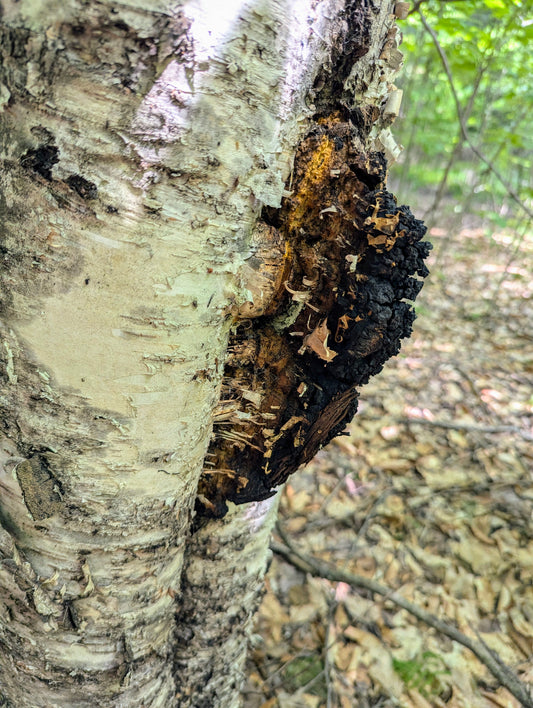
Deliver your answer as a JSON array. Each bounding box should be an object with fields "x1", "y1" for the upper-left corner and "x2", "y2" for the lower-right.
[{"x1": 198, "y1": 117, "x2": 431, "y2": 517}]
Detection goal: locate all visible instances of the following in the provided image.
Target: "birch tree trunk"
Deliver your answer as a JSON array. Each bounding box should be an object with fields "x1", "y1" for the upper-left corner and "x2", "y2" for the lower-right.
[{"x1": 0, "y1": 1, "x2": 416, "y2": 706}]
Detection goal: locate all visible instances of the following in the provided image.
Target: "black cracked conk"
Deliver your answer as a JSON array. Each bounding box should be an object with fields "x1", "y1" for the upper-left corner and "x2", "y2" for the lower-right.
[{"x1": 199, "y1": 120, "x2": 431, "y2": 518}]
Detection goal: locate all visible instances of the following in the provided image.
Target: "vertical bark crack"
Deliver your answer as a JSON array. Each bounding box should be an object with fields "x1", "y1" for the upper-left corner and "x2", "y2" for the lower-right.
[{"x1": 15, "y1": 455, "x2": 63, "y2": 521}]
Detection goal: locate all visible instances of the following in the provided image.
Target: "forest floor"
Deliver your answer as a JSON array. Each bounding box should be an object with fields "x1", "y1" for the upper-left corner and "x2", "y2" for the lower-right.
[{"x1": 243, "y1": 214, "x2": 533, "y2": 708}]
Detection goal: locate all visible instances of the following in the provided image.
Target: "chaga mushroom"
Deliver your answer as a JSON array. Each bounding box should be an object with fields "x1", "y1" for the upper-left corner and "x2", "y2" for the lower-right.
[{"x1": 198, "y1": 116, "x2": 431, "y2": 517}]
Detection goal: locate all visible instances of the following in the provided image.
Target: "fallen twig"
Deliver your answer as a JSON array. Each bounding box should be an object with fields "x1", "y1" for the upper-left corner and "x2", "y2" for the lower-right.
[
  {"x1": 400, "y1": 416, "x2": 533, "y2": 442},
  {"x1": 272, "y1": 525, "x2": 533, "y2": 708}
]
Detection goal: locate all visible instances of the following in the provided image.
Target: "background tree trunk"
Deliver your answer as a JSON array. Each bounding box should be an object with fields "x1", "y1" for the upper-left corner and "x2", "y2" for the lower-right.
[{"x1": 0, "y1": 1, "x2": 406, "y2": 705}]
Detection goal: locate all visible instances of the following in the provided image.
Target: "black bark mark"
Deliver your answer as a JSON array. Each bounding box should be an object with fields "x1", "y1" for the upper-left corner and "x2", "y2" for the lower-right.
[
  {"x1": 66, "y1": 175, "x2": 98, "y2": 200},
  {"x1": 20, "y1": 145, "x2": 59, "y2": 180}
]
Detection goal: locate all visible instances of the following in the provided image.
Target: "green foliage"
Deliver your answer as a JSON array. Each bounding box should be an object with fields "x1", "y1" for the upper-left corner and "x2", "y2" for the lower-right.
[
  {"x1": 393, "y1": 650, "x2": 450, "y2": 697},
  {"x1": 392, "y1": 0, "x2": 532, "y2": 225},
  {"x1": 282, "y1": 654, "x2": 326, "y2": 696}
]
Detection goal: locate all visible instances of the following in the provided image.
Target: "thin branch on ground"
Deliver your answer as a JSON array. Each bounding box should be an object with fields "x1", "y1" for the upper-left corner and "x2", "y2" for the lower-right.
[
  {"x1": 417, "y1": 9, "x2": 533, "y2": 221},
  {"x1": 399, "y1": 416, "x2": 533, "y2": 442},
  {"x1": 272, "y1": 525, "x2": 533, "y2": 708},
  {"x1": 356, "y1": 413, "x2": 533, "y2": 442}
]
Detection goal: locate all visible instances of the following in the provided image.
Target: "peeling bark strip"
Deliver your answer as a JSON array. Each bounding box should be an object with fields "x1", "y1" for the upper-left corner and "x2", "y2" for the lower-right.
[{"x1": 200, "y1": 116, "x2": 431, "y2": 516}]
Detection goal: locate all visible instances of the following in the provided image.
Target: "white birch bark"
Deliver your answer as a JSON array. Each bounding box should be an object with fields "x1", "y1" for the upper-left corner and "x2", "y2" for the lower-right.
[
  {"x1": 0, "y1": 0, "x2": 402, "y2": 705},
  {"x1": 173, "y1": 494, "x2": 281, "y2": 708}
]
